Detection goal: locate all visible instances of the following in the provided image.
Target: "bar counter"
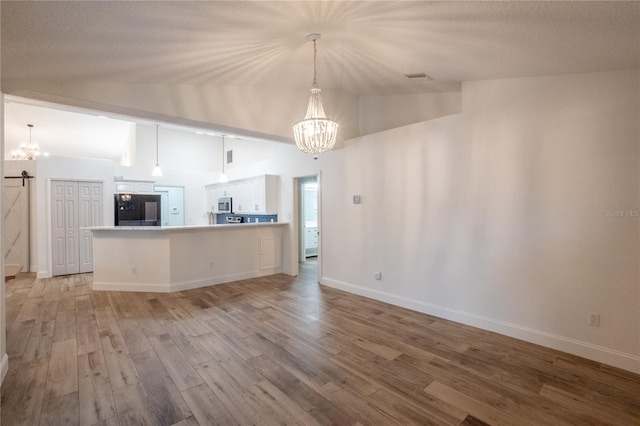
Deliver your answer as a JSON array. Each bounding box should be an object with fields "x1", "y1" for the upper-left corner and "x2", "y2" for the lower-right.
[{"x1": 90, "y1": 223, "x2": 287, "y2": 292}]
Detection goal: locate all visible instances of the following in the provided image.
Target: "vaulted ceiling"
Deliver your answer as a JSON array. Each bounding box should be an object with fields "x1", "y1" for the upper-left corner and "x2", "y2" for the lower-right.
[
  {"x1": 3, "y1": 1, "x2": 638, "y2": 96},
  {"x1": 2, "y1": 1, "x2": 639, "y2": 158}
]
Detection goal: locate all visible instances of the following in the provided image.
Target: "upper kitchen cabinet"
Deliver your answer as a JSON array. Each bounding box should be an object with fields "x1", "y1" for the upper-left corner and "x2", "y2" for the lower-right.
[
  {"x1": 115, "y1": 179, "x2": 155, "y2": 194},
  {"x1": 206, "y1": 175, "x2": 279, "y2": 214}
]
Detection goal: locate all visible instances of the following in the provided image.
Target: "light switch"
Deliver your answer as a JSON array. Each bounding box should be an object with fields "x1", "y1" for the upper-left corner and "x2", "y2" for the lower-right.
[{"x1": 353, "y1": 195, "x2": 361, "y2": 204}]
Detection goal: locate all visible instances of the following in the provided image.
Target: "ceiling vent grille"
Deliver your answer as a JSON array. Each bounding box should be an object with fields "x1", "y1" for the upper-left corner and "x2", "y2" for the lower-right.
[{"x1": 404, "y1": 72, "x2": 432, "y2": 80}]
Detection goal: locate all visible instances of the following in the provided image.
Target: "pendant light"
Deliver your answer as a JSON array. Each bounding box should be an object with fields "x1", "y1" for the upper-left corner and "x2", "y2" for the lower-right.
[
  {"x1": 152, "y1": 125, "x2": 163, "y2": 177},
  {"x1": 11, "y1": 124, "x2": 41, "y2": 160},
  {"x1": 293, "y1": 33, "x2": 338, "y2": 160},
  {"x1": 219, "y1": 135, "x2": 228, "y2": 183}
]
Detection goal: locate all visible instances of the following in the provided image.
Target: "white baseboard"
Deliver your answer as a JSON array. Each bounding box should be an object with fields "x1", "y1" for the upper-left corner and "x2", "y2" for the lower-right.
[
  {"x1": 321, "y1": 277, "x2": 640, "y2": 374},
  {"x1": 93, "y1": 268, "x2": 283, "y2": 293},
  {"x1": 1, "y1": 353, "x2": 8, "y2": 385}
]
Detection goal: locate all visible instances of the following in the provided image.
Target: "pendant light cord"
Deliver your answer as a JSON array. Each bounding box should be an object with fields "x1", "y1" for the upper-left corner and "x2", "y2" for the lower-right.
[
  {"x1": 222, "y1": 135, "x2": 225, "y2": 173},
  {"x1": 312, "y1": 39, "x2": 318, "y2": 88},
  {"x1": 155, "y1": 125, "x2": 159, "y2": 164}
]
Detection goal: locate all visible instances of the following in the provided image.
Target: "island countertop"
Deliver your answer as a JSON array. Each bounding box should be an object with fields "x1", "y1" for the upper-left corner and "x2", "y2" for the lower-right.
[
  {"x1": 88, "y1": 222, "x2": 288, "y2": 232},
  {"x1": 90, "y1": 222, "x2": 286, "y2": 292}
]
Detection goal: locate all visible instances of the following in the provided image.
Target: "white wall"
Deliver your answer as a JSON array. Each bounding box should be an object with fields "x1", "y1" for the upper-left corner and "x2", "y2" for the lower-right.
[
  {"x1": 0, "y1": 0, "x2": 8, "y2": 382},
  {"x1": 33, "y1": 156, "x2": 116, "y2": 277},
  {"x1": 135, "y1": 124, "x2": 220, "y2": 174},
  {"x1": 1, "y1": 83, "x2": 7, "y2": 383},
  {"x1": 359, "y1": 92, "x2": 462, "y2": 135},
  {"x1": 321, "y1": 69, "x2": 640, "y2": 373}
]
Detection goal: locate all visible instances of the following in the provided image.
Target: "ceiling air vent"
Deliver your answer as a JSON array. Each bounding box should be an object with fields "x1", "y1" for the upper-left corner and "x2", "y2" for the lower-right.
[{"x1": 404, "y1": 72, "x2": 433, "y2": 80}]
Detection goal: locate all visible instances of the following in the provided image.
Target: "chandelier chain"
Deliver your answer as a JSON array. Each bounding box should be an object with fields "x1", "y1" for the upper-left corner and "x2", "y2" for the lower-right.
[{"x1": 313, "y1": 39, "x2": 318, "y2": 87}]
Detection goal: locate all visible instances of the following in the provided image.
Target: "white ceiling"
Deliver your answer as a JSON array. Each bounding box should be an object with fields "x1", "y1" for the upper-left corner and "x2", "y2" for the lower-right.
[{"x1": 2, "y1": 1, "x2": 639, "y2": 159}]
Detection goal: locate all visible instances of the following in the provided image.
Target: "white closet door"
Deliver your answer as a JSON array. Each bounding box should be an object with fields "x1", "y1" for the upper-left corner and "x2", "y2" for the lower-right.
[
  {"x1": 63, "y1": 181, "x2": 80, "y2": 274},
  {"x1": 79, "y1": 182, "x2": 103, "y2": 273},
  {"x1": 51, "y1": 180, "x2": 68, "y2": 276},
  {"x1": 53, "y1": 180, "x2": 103, "y2": 276}
]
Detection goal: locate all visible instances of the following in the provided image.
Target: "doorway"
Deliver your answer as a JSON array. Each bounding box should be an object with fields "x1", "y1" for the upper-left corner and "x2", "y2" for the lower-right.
[
  {"x1": 154, "y1": 186, "x2": 185, "y2": 227},
  {"x1": 297, "y1": 175, "x2": 319, "y2": 265}
]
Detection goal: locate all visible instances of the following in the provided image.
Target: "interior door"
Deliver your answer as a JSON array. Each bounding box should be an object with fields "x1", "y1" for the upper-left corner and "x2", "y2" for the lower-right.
[
  {"x1": 51, "y1": 180, "x2": 68, "y2": 276},
  {"x1": 79, "y1": 181, "x2": 103, "y2": 273},
  {"x1": 3, "y1": 177, "x2": 30, "y2": 273},
  {"x1": 64, "y1": 181, "x2": 80, "y2": 274},
  {"x1": 53, "y1": 180, "x2": 103, "y2": 276}
]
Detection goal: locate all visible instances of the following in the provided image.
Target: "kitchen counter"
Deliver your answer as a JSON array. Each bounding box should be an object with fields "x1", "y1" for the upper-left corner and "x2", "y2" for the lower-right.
[
  {"x1": 90, "y1": 223, "x2": 287, "y2": 292},
  {"x1": 89, "y1": 222, "x2": 286, "y2": 231}
]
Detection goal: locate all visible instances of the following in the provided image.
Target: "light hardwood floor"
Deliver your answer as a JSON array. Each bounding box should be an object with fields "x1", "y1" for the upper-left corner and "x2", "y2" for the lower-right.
[{"x1": 1, "y1": 261, "x2": 639, "y2": 426}]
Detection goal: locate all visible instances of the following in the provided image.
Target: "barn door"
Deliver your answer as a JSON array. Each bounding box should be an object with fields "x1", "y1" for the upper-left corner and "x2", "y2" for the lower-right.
[{"x1": 3, "y1": 177, "x2": 30, "y2": 273}]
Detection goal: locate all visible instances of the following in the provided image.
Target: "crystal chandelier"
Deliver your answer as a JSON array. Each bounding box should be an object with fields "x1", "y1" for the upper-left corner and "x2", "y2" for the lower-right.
[
  {"x1": 11, "y1": 124, "x2": 40, "y2": 160},
  {"x1": 293, "y1": 33, "x2": 338, "y2": 160}
]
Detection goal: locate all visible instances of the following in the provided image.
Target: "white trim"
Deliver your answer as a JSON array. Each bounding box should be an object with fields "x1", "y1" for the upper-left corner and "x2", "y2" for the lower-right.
[
  {"x1": 1, "y1": 353, "x2": 8, "y2": 385},
  {"x1": 93, "y1": 268, "x2": 282, "y2": 293},
  {"x1": 320, "y1": 277, "x2": 640, "y2": 374}
]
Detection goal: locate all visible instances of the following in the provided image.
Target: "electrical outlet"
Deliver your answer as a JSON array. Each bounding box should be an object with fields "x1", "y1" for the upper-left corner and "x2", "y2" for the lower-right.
[
  {"x1": 210, "y1": 262, "x2": 214, "y2": 269},
  {"x1": 132, "y1": 266, "x2": 137, "y2": 274},
  {"x1": 588, "y1": 312, "x2": 600, "y2": 327},
  {"x1": 374, "y1": 271, "x2": 382, "y2": 280}
]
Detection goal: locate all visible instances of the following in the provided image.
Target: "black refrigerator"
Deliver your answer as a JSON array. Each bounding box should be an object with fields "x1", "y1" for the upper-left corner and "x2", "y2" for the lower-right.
[{"x1": 114, "y1": 194, "x2": 161, "y2": 226}]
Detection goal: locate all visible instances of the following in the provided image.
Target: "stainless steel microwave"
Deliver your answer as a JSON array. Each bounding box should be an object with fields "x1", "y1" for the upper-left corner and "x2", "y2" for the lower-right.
[{"x1": 218, "y1": 197, "x2": 232, "y2": 213}]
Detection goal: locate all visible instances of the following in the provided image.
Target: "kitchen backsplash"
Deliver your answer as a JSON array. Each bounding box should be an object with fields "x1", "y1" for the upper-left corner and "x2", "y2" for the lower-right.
[{"x1": 216, "y1": 213, "x2": 278, "y2": 224}]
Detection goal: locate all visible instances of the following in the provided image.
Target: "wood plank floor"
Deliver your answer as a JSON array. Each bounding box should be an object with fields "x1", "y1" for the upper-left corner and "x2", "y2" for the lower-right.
[{"x1": 2, "y1": 261, "x2": 639, "y2": 426}]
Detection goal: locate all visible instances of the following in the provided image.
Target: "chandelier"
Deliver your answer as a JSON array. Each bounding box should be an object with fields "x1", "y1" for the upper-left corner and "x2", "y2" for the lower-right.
[
  {"x1": 11, "y1": 124, "x2": 40, "y2": 160},
  {"x1": 293, "y1": 33, "x2": 338, "y2": 160}
]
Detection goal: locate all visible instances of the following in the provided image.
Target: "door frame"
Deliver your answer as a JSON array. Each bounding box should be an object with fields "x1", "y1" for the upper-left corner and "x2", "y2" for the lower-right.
[{"x1": 293, "y1": 173, "x2": 321, "y2": 282}]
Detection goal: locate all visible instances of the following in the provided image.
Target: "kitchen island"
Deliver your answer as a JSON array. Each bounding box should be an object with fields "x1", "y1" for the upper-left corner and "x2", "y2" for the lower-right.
[{"x1": 90, "y1": 222, "x2": 286, "y2": 292}]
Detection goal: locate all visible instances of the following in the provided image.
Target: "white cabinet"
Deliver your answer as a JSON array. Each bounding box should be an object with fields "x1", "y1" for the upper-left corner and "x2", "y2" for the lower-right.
[
  {"x1": 206, "y1": 175, "x2": 279, "y2": 214},
  {"x1": 232, "y1": 180, "x2": 255, "y2": 213},
  {"x1": 260, "y1": 235, "x2": 281, "y2": 270},
  {"x1": 206, "y1": 186, "x2": 222, "y2": 211},
  {"x1": 305, "y1": 227, "x2": 318, "y2": 257},
  {"x1": 255, "y1": 175, "x2": 279, "y2": 214},
  {"x1": 115, "y1": 180, "x2": 155, "y2": 194}
]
